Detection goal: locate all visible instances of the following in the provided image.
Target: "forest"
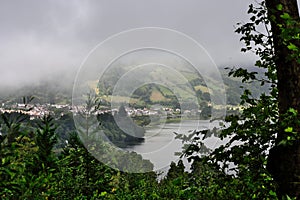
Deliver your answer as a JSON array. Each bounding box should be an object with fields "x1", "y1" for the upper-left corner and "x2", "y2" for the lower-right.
[{"x1": 1, "y1": 0, "x2": 300, "y2": 199}]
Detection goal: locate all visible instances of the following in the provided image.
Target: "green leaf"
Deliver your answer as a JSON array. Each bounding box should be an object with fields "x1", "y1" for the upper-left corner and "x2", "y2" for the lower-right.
[
  {"x1": 286, "y1": 195, "x2": 292, "y2": 200},
  {"x1": 100, "y1": 191, "x2": 107, "y2": 196},
  {"x1": 284, "y1": 127, "x2": 293, "y2": 133},
  {"x1": 288, "y1": 108, "x2": 298, "y2": 115},
  {"x1": 276, "y1": 4, "x2": 283, "y2": 11},
  {"x1": 269, "y1": 190, "x2": 276, "y2": 195},
  {"x1": 287, "y1": 43, "x2": 298, "y2": 51},
  {"x1": 280, "y1": 13, "x2": 291, "y2": 20},
  {"x1": 278, "y1": 140, "x2": 287, "y2": 146}
]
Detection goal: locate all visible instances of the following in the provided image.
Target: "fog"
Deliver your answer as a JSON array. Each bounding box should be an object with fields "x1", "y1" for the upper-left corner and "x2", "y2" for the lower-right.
[{"x1": 1, "y1": 0, "x2": 295, "y2": 95}]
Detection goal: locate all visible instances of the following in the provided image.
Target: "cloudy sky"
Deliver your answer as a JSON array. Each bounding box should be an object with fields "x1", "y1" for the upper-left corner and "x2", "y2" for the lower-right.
[{"x1": 0, "y1": 0, "x2": 298, "y2": 91}]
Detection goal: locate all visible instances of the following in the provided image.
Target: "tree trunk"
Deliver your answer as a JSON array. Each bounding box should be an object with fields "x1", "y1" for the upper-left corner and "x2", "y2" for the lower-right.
[{"x1": 265, "y1": 0, "x2": 300, "y2": 198}]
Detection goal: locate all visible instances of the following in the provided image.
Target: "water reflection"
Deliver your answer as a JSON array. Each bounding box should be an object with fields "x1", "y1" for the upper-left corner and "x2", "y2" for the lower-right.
[{"x1": 125, "y1": 120, "x2": 227, "y2": 172}]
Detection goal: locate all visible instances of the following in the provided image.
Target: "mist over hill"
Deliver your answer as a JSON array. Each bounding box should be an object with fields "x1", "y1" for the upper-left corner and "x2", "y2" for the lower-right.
[
  {"x1": 0, "y1": 64, "x2": 268, "y2": 107},
  {"x1": 0, "y1": 70, "x2": 75, "y2": 104}
]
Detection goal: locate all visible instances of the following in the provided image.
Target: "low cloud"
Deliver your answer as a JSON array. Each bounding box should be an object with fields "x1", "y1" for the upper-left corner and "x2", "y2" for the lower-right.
[{"x1": 0, "y1": 0, "x2": 261, "y2": 93}]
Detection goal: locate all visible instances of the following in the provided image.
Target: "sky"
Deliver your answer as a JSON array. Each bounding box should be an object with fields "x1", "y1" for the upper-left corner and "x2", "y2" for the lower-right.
[{"x1": 0, "y1": 0, "x2": 298, "y2": 91}]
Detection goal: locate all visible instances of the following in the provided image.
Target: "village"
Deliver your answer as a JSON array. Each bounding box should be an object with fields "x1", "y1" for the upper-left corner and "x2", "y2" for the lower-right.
[{"x1": 0, "y1": 102, "x2": 206, "y2": 120}]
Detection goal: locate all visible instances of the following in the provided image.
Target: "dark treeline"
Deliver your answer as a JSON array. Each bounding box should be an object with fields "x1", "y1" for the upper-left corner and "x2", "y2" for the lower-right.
[{"x1": 0, "y1": 111, "x2": 277, "y2": 199}]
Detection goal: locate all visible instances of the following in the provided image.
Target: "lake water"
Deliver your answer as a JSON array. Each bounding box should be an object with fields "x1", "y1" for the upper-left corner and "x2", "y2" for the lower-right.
[{"x1": 125, "y1": 120, "x2": 227, "y2": 173}]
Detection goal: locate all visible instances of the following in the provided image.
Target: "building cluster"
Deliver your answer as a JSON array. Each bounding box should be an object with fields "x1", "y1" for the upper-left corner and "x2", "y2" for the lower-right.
[
  {"x1": 0, "y1": 103, "x2": 211, "y2": 119},
  {"x1": 0, "y1": 103, "x2": 70, "y2": 119},
  {"x1": 1, "y1": 102, "x2": 186, "y2": 118},
  {"x1": 73, "y1": 106, "x2": 182, "y2": 117}
]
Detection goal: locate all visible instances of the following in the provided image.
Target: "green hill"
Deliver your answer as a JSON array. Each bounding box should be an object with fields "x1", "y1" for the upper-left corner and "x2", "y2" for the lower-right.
[
  {"x1": 96, "y1": 66, "x2": 268, "y2": 109},
  {"x1": 0, "y1": 66, "x2": 268, "y2": 108}
]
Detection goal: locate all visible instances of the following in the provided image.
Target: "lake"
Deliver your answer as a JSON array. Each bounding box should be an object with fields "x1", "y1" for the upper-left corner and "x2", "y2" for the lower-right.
[{"x1": 124, "y1": 119, "x2": 227, "y2": 173}]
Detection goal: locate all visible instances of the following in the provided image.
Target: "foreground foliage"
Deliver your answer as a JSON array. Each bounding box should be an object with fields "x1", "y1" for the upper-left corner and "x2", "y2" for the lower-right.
[{"x1": 0, "y1": 108, "x2": 279, "y2": 199}]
